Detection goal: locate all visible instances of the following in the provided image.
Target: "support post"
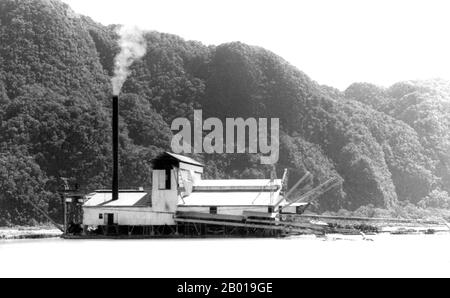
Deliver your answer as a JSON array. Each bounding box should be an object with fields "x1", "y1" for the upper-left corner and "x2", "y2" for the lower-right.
[
  {"x1": 112, "y1": 95, "x2": 119, "y2": 201},
  {"x1": 63, "y1": 197, "x2": 67, "y2": 234}
]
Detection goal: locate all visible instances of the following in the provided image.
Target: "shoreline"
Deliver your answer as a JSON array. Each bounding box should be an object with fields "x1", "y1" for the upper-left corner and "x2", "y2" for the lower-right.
[
  {"x1": 2, "y1": 224, "x2": 448, "y2": 241},
  {"x1": 0, "y1": 227, "x2": 63, "y2": 240}
]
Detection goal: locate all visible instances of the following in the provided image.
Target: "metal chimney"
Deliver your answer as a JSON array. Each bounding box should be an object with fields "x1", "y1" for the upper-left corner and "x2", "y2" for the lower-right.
[{"x1": 112, "y1": 95, "x2": 119, "y2": 201}]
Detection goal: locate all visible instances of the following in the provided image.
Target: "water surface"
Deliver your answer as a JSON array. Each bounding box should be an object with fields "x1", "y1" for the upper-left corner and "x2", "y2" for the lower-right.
[{"x1": 1, "y1": 234, "x2": 449, "y2": 277}]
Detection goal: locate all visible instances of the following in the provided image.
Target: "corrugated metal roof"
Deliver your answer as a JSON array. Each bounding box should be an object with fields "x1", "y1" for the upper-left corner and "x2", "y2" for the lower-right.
[
  {"x1": 179, "y1": 191, "x2": 282, "y2": 207},
  {"x1": 195, "y1": 179, "x2": 282, "y2": 187},
  {"x1": 166, "y1": 152, "x2": 203, "y2": 167},
  {"x1": 84, "y1": 192, "x2": 150, "y2": 207},
  {"x1": 193, "y1": 179, "x2": 282, "y2": 191}
]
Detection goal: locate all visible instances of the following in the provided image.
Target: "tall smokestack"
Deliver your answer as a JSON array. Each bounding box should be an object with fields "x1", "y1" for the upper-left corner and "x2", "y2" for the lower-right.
[
  {"x1": 110, "y1": 26, "x2": 147, "y2": 201},
  {"x1": 112, "y1": 95, "x2": 119, "y2": 201}
]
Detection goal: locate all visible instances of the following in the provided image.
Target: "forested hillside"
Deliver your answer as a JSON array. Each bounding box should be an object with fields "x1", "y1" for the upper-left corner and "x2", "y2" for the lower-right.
[{"x1": 0, "y1": 0, "x2": 449, "y2": 225}]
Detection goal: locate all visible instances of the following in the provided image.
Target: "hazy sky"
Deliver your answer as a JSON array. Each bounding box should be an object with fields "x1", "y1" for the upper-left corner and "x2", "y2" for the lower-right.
[{"x1": 62, "y1": 0, "x2": 450, "y2": 90}]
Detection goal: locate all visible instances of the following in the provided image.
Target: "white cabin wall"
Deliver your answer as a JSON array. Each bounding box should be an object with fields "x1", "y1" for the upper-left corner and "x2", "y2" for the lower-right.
[
  {"x1": 83, "y1": 207, "x2": 176, "y2": 226},
  {"x1": 83, "y1": 208, "x2": 105, "y2": 226},
  {"x1": 152, "y1": 169, "x2": 179, "y2": 213},
  {"x1": 83, "y1": 208, "x2": 119, "y2": 226}
]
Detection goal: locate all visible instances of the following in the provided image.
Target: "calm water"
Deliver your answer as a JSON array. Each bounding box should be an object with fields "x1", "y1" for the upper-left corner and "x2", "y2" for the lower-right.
[{"x1": 1, "y1": 233, "x2": 449, "y2": 277}]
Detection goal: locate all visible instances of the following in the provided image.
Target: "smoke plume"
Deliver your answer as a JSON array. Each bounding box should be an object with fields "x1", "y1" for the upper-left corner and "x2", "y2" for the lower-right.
[{"x1": 111, "y1": 26, "x2": 147, "y2": 96}]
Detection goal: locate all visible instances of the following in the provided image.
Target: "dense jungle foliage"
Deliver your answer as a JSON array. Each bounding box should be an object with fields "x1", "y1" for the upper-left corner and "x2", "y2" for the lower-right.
[{"x1": 0, "y1": 0, "x2": 449, "y2": 225}]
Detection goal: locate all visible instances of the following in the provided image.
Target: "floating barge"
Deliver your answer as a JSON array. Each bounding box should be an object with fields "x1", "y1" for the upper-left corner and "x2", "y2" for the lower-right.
[
  {"x1": 59, "y1": 152, "x2": 450, "y2": 239},
  {"x1": 63, "y1": 152, "x2": 341, "y2": 238}
]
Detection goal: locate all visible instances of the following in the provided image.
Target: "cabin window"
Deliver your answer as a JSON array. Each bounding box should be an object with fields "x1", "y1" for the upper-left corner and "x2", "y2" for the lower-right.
[
  {"x1": 268, "y1": 207, "x2": 274, "y2": 213},
  {"x1": 99, "y1": 214, "x2": 103, "y2": 220},
  {"x1": 158, "y1": 169, "x2": 172, "y2": 190},
  {"x1": 165, "y1": 168, "x2": 171, "y2": 189},
  {"x1": 210, "y1": 207, "x2": 218, "y2": 215}
]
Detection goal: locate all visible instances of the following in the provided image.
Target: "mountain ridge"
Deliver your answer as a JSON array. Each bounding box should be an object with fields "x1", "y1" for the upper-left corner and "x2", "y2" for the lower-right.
[{"x1": 0, "y1": 0, "x2": 449, "y2": 225}]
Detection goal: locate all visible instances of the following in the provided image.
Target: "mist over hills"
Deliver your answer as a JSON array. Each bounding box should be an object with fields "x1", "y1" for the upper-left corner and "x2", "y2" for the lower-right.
[{"x1": 0, "y1": 0, "x2": 449, "y2": 225}]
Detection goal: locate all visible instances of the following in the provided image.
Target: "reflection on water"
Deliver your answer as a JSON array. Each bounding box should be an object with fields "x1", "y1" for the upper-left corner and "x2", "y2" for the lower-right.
[{"x1": 1, "y1": 233, "x2": 449, "y2": 277}]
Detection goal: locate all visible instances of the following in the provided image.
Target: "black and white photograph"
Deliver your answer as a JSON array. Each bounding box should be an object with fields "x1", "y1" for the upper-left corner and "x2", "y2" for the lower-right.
[{"x1": 0, "y1": 0, "x2": 450, "y2": 281}]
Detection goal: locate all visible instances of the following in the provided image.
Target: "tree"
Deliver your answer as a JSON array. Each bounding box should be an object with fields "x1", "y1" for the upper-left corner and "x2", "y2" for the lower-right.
[
  {"x1": 0, "y1": 150, "x2": 50, "y2": 225},
  {"x1": 0, "y1": 84, "x2": 112, "y2": 190},
  {"x1": 418, "y1": 189, "x2": 450, "y2": 209},
  {"x1": 119, "y1": 93, "x2": 172, "y2": 149}
]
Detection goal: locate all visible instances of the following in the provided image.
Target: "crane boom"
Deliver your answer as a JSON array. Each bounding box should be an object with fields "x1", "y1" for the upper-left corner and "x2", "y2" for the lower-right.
[
  {"x1": 283, "y1": 177, "x2": 341, "y2": 209},
  {"x1": 274, "y1": 171, "x2": 312, "y2": 208}
]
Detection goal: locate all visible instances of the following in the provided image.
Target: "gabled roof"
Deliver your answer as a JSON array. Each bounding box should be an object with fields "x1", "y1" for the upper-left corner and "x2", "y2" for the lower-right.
[
  {"x1": 84, "y1": 191, "x2": 151, "y2": 207},
  {"x1": 193, "y1": 179, "x2": 282, "y2": 192},
  {"x1": 152, "y1": 152, "x2": 204, "y2": 169},
  {"x1": 166, "y1": 152, "x2": 203, "y2": 167}
]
